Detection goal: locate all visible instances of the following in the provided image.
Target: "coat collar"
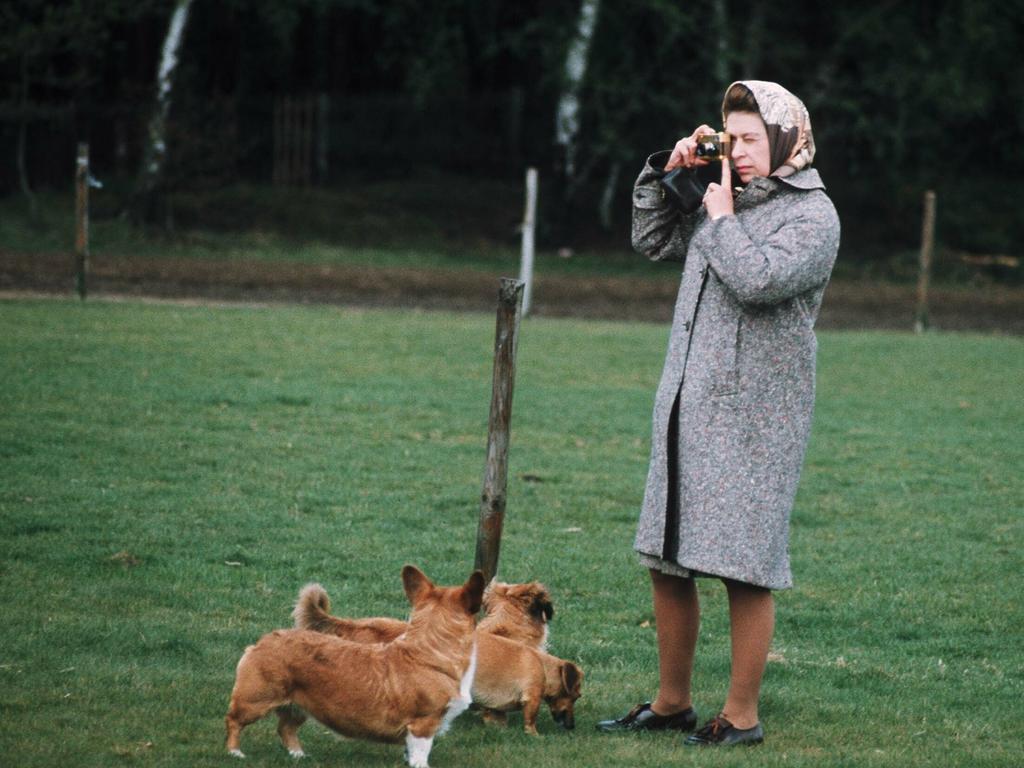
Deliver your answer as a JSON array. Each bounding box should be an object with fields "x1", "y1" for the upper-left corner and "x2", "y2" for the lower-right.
[
  {"x1": 733, "y1": 168, "x2": 825, "y2": 209},
  {"x1": 774, "y1": 167, "x2": 826, "y2": 191}
]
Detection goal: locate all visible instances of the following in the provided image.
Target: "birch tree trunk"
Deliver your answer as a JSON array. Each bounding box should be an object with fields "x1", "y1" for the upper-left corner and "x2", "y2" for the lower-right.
[
  {"x1": 554, "y1": 0, "x2": 600, "y2": 183},
  {"x1": 133, "y1": 0, "x2": 193, "y2": 224}
]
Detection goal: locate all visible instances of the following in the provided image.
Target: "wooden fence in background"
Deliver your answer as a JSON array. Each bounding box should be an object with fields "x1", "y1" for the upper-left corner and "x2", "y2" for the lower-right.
[{"x1": 273, "y1": 94, "x2": 328, "y2": 187}]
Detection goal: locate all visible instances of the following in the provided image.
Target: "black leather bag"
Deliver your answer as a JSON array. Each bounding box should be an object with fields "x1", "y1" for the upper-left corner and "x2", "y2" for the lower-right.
[
  {"x1": 658, "y1": 167, "x2": 707, "y2": 213},
  {"x1": 657, "y1": 162, "x2": 722, "y2": 213}
]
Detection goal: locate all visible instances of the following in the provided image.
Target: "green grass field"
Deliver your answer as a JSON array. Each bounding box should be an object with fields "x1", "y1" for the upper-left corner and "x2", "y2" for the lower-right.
[{"x1": 1, "y1": 298, "x2": 1022, "y2": 767}]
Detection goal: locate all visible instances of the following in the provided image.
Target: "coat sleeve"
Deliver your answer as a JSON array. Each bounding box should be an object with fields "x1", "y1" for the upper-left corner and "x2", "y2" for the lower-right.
[
  {"x1": 631, "y1": 151, "x2": 700, "y2": 263},
  {"x1": 695, "y1": 190, "x2": 840, "y2": 306}
]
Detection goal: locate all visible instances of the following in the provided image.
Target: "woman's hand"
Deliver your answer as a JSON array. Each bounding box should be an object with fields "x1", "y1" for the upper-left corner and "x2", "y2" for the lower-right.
[
  {"x1": 702, "y1": 157, "x2": 734, "y2": 220},
  {"x1": 665, "y1": 124, "x2": 717, "y2": 171}
]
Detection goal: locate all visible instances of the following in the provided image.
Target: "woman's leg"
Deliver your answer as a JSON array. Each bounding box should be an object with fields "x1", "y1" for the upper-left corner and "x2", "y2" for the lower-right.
[
  {"x1": 649, "y1": 569, "x2": 700, "y2": 714},
  {"x1": 720, "y1": 579, "x2": 774, "y2": 729}
]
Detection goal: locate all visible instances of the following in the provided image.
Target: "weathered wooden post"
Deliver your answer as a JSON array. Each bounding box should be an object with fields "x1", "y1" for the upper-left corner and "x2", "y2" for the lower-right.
[
  {"x1": 474, "y1": 278, "x2": 525, "y2": 583},
  {"x1": 519, "y1": 168, "x2": 538, "y2": 316},
  {"x1": 74, "y1": 142, "x2": 89, "y2": 300},
  {"x1": 915, "y1": 190, "x2": 936, "y2": 333}
]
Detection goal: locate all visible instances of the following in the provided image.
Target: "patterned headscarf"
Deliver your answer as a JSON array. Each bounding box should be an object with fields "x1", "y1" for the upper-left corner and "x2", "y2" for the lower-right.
[{"x1": 722, "y1": 80, "x2": 815, "y2": 178}]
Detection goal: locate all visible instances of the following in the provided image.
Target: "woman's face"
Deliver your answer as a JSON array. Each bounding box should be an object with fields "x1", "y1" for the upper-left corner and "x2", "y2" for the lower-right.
[{"x1": 725, "y1": 111, "x2": 771, "y2": 183}]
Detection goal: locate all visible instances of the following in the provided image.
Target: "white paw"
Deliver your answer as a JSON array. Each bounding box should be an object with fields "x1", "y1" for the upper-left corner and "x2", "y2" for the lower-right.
[
  {"x1": 229, "y1": 748, "x2": 246, "y2": 758},
  {"x1": 288, "y1": 748, "x2": 306, "y2": 759},
  {"x1": 405, "y1": 734, "x2": 433, "y2": 768}
]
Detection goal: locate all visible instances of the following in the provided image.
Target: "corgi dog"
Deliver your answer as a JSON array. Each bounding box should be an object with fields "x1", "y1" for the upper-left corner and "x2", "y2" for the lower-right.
[
  {"x1": 293, "y1": 579, "x2": 582, "y2": 734},
  {"x1": 225, "y1": 566, "x2": 484, "y2": 768}
]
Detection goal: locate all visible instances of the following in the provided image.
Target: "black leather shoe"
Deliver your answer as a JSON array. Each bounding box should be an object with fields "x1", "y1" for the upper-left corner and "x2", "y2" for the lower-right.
[
  {"x1": 683, "y1": 714, "x2": 764, "y2": 746},
  {"x1": 596, "y1": 702, "x2": 698, "y2": 733}
]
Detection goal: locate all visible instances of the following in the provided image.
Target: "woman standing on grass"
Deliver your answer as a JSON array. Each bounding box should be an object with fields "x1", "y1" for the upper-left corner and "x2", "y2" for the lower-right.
[{"x1": 596, "y1": 81, "x2": 840, "y2": 746}]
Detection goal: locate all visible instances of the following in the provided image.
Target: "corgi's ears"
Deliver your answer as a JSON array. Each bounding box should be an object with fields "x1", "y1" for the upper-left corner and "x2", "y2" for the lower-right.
[
  {"x1": 402, "y1": 565, "x2": 434, "y2": 603},
  {"x1": 462, "y1": 570, "x2": 486, "y2": 614}
]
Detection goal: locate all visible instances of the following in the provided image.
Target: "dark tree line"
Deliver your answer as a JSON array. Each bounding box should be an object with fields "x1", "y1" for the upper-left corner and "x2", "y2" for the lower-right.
[{"x1": 2, "y1": 0, "x2": 1023, "y2": 258}]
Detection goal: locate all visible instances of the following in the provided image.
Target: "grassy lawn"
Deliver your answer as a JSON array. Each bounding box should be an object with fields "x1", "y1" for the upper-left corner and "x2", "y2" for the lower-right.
[{"x1": 1, "y1": 298, "x2": 1021, "y2": 767}]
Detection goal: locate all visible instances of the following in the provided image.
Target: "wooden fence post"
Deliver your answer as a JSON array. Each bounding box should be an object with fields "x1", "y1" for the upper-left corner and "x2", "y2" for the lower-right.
[
  {"x1": 915, "y1": 190, "x2": 936, "y2": 333},
  {"x1": 75, "y1": 142, "x2": 89, "y2": 300},
  {"x1": 519, "y1": 168, "x2": 538, "y2": 316},
  {"x1": 474, "y1": 278, "x2": 525, "y2": 583}
]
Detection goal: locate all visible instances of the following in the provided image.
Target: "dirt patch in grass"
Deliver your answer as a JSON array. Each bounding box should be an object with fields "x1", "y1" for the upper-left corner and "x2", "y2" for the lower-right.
[{"x1": 2, "y1": 248, "x2": 1022, "y2": 333}]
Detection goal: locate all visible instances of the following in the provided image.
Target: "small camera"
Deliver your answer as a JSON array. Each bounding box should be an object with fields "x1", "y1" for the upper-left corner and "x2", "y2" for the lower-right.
[{"x1": 695, "y1": 132, "x2": 731, "y2": 161}]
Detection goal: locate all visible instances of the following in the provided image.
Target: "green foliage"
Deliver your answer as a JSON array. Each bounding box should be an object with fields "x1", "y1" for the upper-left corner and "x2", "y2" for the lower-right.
[
  {"x1": 1, "y1": 298, "x2": 1022, "y2": 766},
  {"x1": 0, "y1": 0, "x2": 170, "y2": 95},
  {"x1": 4, "y1": 1, "x2": 1024, "y2": 256}
]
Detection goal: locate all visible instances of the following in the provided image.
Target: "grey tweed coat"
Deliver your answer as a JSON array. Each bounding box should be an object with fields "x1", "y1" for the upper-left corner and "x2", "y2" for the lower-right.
[{"x1": 632, "y1": 151, "x2": 840, "y2": 589}]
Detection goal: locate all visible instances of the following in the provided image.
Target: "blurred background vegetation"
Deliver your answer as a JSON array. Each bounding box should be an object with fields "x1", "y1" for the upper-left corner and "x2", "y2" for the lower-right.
[{"x1": 2, "y1": 0, "x2": 1022, "y2": 279}]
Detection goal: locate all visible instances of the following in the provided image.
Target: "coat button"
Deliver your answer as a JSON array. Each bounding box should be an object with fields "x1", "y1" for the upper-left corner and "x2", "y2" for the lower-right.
[{"x1": 684, "y1": 320, "x2": 691, "y2": 332}]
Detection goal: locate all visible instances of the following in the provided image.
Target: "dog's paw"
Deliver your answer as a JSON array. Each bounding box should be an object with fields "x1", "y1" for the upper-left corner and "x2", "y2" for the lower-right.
[
  {"x1": 288, "y1": 748, "x2": 306, "y2": 759},
  {"x1": 481, "y1": 710, "x2": 508, "y2": 727},
  {"x1": 228, "y1": 748, "x2": 246, "y2": 758},
  {"x1": 404, "y1": 734, "x2": 433, "y2": 768}
]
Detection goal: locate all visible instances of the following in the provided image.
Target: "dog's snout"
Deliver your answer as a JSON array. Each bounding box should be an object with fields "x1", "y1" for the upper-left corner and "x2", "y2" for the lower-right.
[{"x1": 553, "y1": 709, "x2": 575, "y2": 729}]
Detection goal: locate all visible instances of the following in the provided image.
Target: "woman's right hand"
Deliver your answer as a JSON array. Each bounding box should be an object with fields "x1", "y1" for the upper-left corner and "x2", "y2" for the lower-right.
[{"x1": 665, "y1": 124, "x2": 717, "y2": 171}]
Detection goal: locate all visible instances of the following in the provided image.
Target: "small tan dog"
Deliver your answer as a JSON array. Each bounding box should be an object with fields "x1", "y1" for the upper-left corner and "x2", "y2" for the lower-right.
[
  {"x1": 293, "y1": 579, "x2": 581, "y2": 734},
  {"x1": 225, "y1": 566, "x2": 484, "y2": 767},
  {"x1": 472, "y1": 633, "x2": 583, "y2": 734}
]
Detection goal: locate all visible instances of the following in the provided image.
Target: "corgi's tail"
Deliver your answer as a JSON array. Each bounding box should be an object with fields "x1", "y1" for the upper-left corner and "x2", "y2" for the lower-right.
[{"x1": 292, "y1": 582, "x2": 336, "y2": 633}]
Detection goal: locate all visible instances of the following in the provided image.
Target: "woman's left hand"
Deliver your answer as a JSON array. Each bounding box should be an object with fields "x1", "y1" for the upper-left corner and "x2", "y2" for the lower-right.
[{"x1": 702, "y1": 157, "x2": 734, "y2": 220}]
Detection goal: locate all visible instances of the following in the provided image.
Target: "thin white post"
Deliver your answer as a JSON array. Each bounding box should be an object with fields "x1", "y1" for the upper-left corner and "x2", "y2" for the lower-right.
[
  {"x1": 75, "y1": 143, "x2": 89, "y2": 300},
  {"x1": 519, "y1": 167, "x2": 538, "y2": 316}
]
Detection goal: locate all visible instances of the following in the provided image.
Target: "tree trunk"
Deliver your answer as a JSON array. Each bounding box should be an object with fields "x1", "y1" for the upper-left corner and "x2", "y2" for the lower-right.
[
  {"x1": 554, "y1": 0, "x2": 600, "y2": 183},
  {"x1": 132, "y1": 0, "x2": 194, "y2": 225}
]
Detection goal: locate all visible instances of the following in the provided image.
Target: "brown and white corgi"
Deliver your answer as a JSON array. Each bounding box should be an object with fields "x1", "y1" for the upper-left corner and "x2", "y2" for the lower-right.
[{"x1": 225, "y1": 566, "x2": 484, "y2": 767}]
